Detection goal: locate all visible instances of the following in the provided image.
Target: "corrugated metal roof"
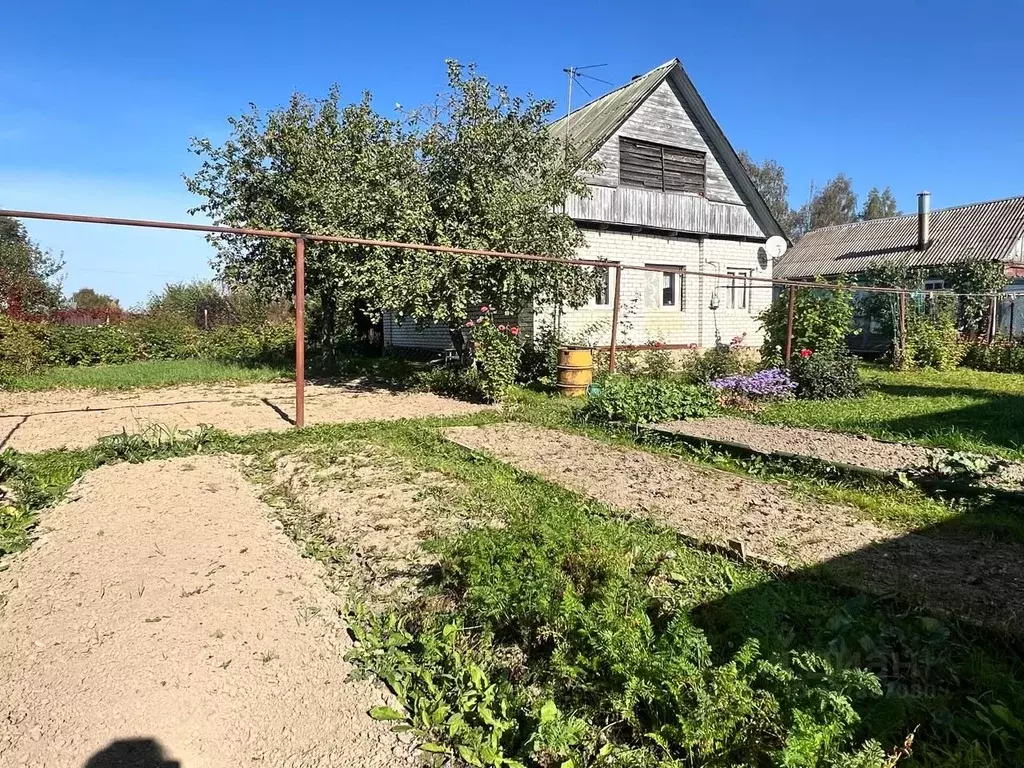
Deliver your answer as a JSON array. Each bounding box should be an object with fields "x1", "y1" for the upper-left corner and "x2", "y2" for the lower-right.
[
  {"x1": 548, "y1": 60, "x2": 675, "y2": 158},
  {"x1": 774, "y1": 196, "x2": 1024, "y2": 279}
]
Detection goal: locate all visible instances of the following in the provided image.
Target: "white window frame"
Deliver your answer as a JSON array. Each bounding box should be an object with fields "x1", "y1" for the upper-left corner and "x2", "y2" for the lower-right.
[
  {"x1": 923, "y1": 277, "x2": 945, "y2": 291},
  {"x1": 646, "y1": 264, "x2": 687, "y2": 312},
  {"x1": 725, "y1": 268, "x2": 752, "y2": 311}
]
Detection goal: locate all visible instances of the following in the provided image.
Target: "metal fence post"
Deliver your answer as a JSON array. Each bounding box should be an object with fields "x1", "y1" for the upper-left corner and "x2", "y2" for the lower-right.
[
  {"x1": 295, "y1": 237, "x2": 306, "y2": 429},
  {"x1": 988, "y1": 295, "x2": 998, "y2": 343},
  {"x1": 608, "y1": 264, "x2": 623, "y2": 373},
  {"x1": 784, "y1": 285, "x2": 796, "y2": 364},
  {"x1": 897, "y1": 290, "x2": 908, "y2": 367}
]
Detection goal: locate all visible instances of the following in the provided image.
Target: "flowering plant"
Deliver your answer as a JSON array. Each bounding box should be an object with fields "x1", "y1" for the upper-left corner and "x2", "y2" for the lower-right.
[
  {"x1": 468, "y1": 308, "x2": 522, "y2": 402},
  {"x1": 711, "y1": 367, "x2": 796, "y2": 400}
]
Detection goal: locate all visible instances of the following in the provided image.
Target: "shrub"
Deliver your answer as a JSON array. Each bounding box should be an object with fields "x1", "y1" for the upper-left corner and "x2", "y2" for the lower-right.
[
  {"x1": 581, "y1": 375, "x2": 717, "y2": 424},
  {"x1": 903, "y1": 313, "x2": 964, "y2": 371},
  {"x1": 0, "y1": 314, "x2": 295, "y2": 382},
  {"x1": 0, "y1": 315, "x2": 45, "y2": 385},
  {"x1": 961, "y1": 337, "x2": 1024, "y2": 373},
  {"x1": 417, "y1": 366, "x2": 487, "y2": 402},
  {"x1": 641, "y1": 341, "x2": 675, "y2": 378},
  {"x1": 683, "y1": 343, "x2": 756, "y2": 385},
  {"x1": 759, "y1": 280, "x2": 856, "y2": 362},
  {"x1": 468, "y1": 309, "x2": 522, "y2": 402},
  {"x1": 517, "y1": 324, "x2": 563, "y2": 384},
  {"x1": 712, "y1": 367, "x2": 796, "y2": 400},
  {"x1": 788, "y1": 349, "x2": 864, "y2": 400}
]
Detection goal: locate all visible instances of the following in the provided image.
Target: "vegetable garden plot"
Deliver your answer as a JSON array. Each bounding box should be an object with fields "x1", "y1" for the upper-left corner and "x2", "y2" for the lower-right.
[
  {"x1": 653, "y1": 416, "x2": 1024, "y2": 493},
  {"x1": 444, "y1": 423, "x2": 1024, "y2": 632},
  {"x1": 0, "y1": 457, "x2": 407, "y2": 767}
]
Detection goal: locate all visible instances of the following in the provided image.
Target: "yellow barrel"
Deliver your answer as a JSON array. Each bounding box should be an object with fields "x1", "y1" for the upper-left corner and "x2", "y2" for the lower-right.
[{"x1": 556, "y1": 346, "x2": 594, "y2": 397}]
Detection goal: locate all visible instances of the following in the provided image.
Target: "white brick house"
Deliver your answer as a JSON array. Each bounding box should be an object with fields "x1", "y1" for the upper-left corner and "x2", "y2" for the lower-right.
[{"x1": 384, "y1": 59, "x2": 787, "y2": 352}]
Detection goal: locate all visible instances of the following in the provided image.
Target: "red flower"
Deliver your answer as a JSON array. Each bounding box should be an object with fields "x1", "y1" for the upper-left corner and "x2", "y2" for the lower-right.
[
  {"x1": 509, "y1": 327, "x2": 520, "y2": 336},
  {"x1": 465, "y1": 320, "x2": 474, "y2": 327},
  {"x1": 498, "y1": 324, "x2": 506, "y2": 331},
  {"x1": 480, "y1": 306, "x2": 489, "y2": 313},
  {"x1": 654, "y1": 341, "x2": 665, "y2": 348},
  {"x1": 799, "y1": 348, "x2": 812, "y2": 358}
]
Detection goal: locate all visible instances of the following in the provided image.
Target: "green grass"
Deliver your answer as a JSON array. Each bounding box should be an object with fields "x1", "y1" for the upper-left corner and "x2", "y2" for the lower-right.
[
  {"x1": 761, "y1": 365, "x2": 1024, "y2": 460},
  {"x1": 5, "y1": 359, "x2": 292, "y2": 391}
]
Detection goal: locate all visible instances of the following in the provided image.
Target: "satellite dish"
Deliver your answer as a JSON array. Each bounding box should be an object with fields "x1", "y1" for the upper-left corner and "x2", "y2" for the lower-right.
[{"x1": 764, "y1": 235, "x2": 788, "y2": 261}]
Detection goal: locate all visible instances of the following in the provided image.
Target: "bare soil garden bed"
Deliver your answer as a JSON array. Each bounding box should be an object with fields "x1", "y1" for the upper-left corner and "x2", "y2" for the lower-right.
[
  {"x1": 653, "y1": 417, "x2": 1024, "y2": 493},
  {"x1": 0, "y1": 381, "x2": 491, "y2": 453},
  {"x1": 444, "y1": 423, "x2": 1024, "y2": 632},
  {"x1": 0, "y1": 457, "x2": 411, "y2": 767}
]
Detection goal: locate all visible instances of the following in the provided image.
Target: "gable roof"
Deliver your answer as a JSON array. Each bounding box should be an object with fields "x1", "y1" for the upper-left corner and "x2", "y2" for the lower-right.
[
  {"x1": 774, "y1": 195, "x2": 1024, "y2": 279},
  {"x1": 548, "y1": 59, "x2": 788, "y2": 241}
]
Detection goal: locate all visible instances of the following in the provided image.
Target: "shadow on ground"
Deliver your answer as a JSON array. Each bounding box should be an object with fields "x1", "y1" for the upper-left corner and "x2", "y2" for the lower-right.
[
  {"x1": 83, "y1": 739, "x2": 180, "y2": 768},
  {"x1": 871, "y1": 382, "x2": 1024, "y2": 455},
  {"x1": 692, "y1": 511, "x2": 1024, "y2": 760}
]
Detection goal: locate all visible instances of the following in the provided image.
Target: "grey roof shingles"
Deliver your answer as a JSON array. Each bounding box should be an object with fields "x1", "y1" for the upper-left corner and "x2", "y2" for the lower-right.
[{"x1": 774, "y1": 196, "x2": 1024, "y2": 279}]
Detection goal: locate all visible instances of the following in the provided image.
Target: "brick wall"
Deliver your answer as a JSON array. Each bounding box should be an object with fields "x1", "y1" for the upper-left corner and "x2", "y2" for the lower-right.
[
  {"x1": 545, "y1": 230, "x2": 770, "y2": 349},
  {"x1": 382, "y1": 231, "x2": 771, "y2": 351}
]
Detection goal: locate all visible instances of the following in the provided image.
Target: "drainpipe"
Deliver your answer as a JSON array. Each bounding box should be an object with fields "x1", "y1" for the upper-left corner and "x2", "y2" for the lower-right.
[
  {"x1": 917, "y1": 191, "x2": 931, "y2": 251},
  {"x1": 697, "y1": 238, "x2": 705, "y2": 347}
]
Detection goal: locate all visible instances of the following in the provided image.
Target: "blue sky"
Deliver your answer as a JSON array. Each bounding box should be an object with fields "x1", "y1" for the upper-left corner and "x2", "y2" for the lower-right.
[{"x1": 3, "y1": 0, "x2": 1023, "y2": 304}]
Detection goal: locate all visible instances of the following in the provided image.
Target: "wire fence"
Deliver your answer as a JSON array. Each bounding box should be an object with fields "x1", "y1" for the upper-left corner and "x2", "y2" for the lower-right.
[{"x1": 3, "y1": 207, "x2": 1020, "y2": 426}]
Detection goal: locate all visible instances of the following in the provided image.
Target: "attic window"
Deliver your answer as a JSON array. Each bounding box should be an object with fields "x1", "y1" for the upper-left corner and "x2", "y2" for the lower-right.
[{"x1": 619, "y1": 137, "x2": 706, "y2": 195}]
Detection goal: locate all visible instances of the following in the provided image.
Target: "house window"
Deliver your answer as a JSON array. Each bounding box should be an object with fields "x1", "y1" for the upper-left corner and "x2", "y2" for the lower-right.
[
  {"x1": 594, "y1": 269, "x2": 611, "y2": 306},
  {"x1": 647, "y1": 265, "x2": 686, "y2": 310},
  {"x1": 662, "y1": 271, "x2": 676, "y2": 306},
  {"x1": 726, "y1": 269, "x2": 752, "y2": 310},
  {"x1": 924, "y1": 277, "x2": 945, "y2": 291},
  {"x1": 619, "y1": 138, "x2": 706, "y2": 195}
]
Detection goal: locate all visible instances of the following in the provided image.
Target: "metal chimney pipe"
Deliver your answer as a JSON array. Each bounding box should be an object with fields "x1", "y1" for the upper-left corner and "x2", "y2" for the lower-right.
[{"x1": 917, "y1": 191, "x2": 931, "y2": 251}]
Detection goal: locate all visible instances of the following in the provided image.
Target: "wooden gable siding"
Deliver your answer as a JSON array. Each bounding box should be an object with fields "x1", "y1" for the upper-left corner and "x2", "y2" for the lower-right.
[
  {"x1": 566, "y1": 79, "x2": 761, "y2": 238},
  {"x1": 587, "y1": 80, "x2": 743, "y2": 204},
  {"x1": 565, "y1": 186, "x2": 764, "y2": 238}
]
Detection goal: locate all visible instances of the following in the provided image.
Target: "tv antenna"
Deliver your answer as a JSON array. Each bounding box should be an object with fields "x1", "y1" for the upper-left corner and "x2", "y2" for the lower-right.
[{"x1": 563, "y1": 64, "x2": 612, "y2": 148}]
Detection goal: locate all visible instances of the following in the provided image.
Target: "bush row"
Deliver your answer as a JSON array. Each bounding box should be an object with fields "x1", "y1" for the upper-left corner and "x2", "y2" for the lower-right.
[{"x1": 0, "y1": 315, "x2": 295, "y2": 384}]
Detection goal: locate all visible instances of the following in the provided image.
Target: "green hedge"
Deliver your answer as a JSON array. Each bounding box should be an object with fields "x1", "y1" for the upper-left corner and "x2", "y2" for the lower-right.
[{"x1": 1, "y1": 315, "x2": 295, "y2": 384}]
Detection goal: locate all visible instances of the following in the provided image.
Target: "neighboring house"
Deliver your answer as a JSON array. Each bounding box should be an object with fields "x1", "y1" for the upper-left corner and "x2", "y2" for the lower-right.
[
  {"x1": 384, "y1": 58, "x2": 788, "y2": 353},
  {"x1": 774, "y1": 193, "x2": 1024, "y2": 351}
]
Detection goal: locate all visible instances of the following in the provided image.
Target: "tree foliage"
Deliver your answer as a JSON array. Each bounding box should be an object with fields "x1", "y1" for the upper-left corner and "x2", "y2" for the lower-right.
[
  {"x1": 809, "y1": 174, "x2": 858, "y2": 230},
  {"x1": 759, "y1": 279, "x2": 856, "y2": 361},
  {"x1": 186, "y1": 61, "x2": 596, "y2": 356},
  {"x1": 0, "y1": 216, "x2": 64, "y2": 315},
  {"x1": 860, "y1": 187, "x2": 898, "y2": 220},
  {"x1": 738, "y1": 151, "x2": 801, "y2": 239},
  {"x1": 71, "y1": 287, "x2": 120, "y2": 311}
]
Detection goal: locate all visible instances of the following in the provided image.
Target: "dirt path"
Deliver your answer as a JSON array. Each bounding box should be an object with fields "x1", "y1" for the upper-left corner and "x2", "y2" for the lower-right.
[
  {"x1": 444, "y1": 423, "x2": 1024, "y2": 631},
  {"x1": 0, "y1": 457, "x2": 409, "y2": 768},
  {"x1": 0, "y1": 381, "x2": 490, "y2": 452},
  {"x1": 655, "y1": 417, "x2": 1024, "y2": 491}
]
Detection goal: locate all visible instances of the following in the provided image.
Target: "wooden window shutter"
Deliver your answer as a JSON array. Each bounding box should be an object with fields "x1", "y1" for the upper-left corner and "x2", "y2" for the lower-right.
[{"x1": 620, "y1": 138, "x2": 705, "y2": 195}]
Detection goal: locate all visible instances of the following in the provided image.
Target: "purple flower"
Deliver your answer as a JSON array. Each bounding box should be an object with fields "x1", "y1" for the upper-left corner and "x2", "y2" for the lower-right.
[{"x1": 711, "y1": 368, "x2": 796, "y2": 399}]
